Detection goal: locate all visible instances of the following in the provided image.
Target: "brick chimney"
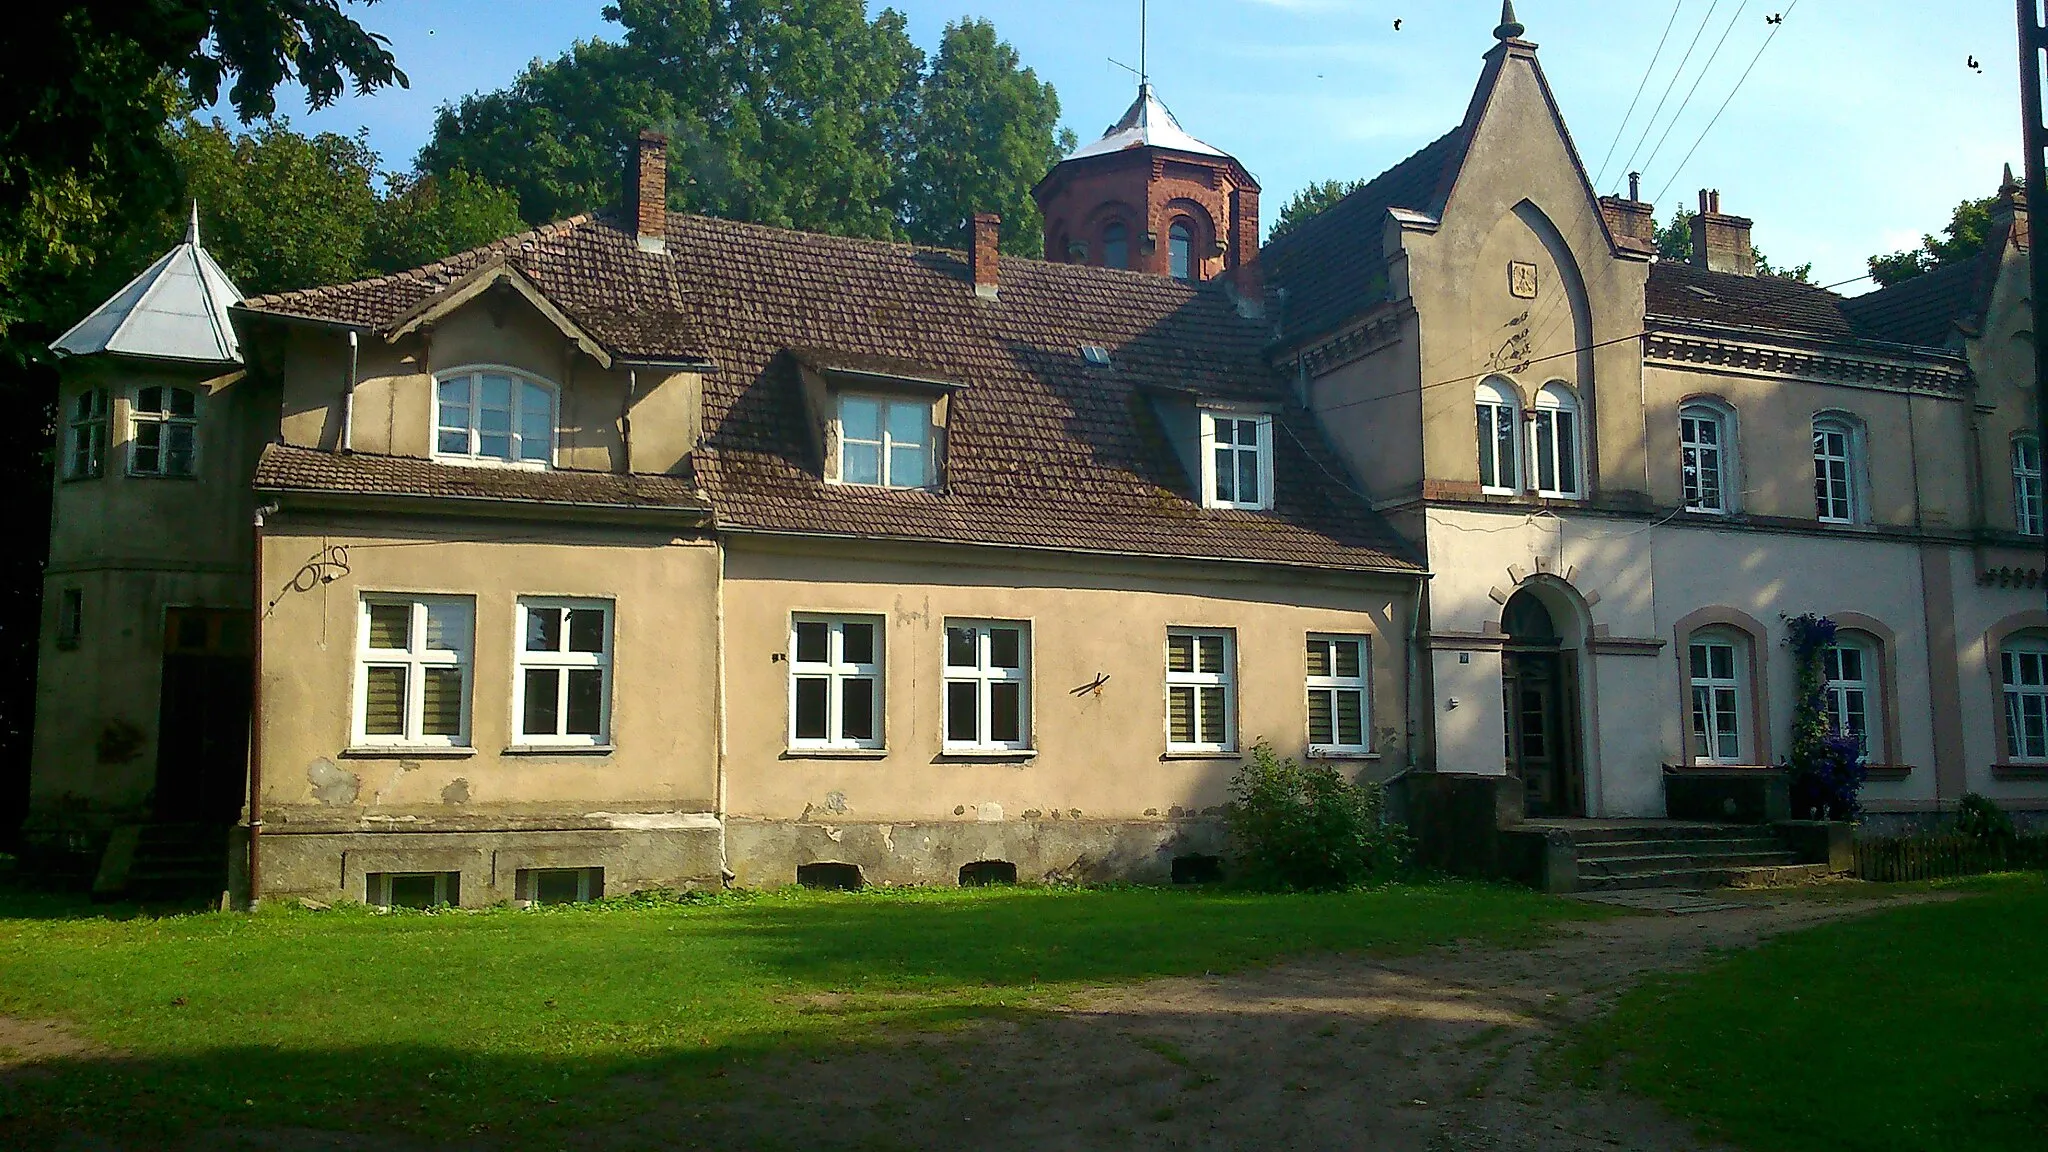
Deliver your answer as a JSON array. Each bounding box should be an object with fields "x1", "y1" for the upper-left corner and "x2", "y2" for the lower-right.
[
  {"x1": 1689, "y1": 188, "x2": 1755, "y2": 276},
  {"x1": 970, "y1": 213, "x2": 1001, "y2": 300},
  {"x1": 632, "y1": 130, "x2": 667, "y2": 254},
  {"x1": 1598, "y1": 171, "x2": 1656, "y2": 249}
]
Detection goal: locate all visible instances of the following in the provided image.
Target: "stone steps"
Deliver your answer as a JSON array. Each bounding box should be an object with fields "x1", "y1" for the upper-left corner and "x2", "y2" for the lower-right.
[
  {"x1": 1525, "y1": 819, "x2": 1830, "y2": 893},
  {"x1": 1577, "y1": 863, "x2": 1828, "y2": 892},
  {"x1": 95, "y1": 823, "x2": 230, "y2": 902}
]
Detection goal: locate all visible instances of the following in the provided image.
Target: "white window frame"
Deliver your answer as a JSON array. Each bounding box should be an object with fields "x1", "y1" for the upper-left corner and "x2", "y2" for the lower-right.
[
  {"x1": 2014, "y1": 436, "x2": 2043, "y2": 537},
  {"x1": 834, "y1": 393, "x2": 934, "y2": 490},
  {"x1": 128, "y1": 384, "x2": 198, "y2": 477},
  {"x1": 788, "y1": 614, "x2": 885, "y2": 750},
  {"x1": 517, "y1": 867, "x2": 603, "y2": 904},
  {"x1": 368, "y1": 871, "x2": 459, "y2": 908},
  {"x1": 1687, "y1": 632, "x2": 1745, "y2": 764},
  {"x1": 433, "y1": 366, "x2": 559, "y2": 469},
  {"x1": 942, "y1": 620, "x2": 1032, "y2": 751},
  {"x1": 1199, "y1": 409, "x2": 1274, "y2": 511},
  {"x1": 1166, "y1": 628, "x2": 1236, "y2": 753},
  {"x1": 66, "y1": 388, "x2": 108, "y2": 479},
  {"x1": 1476, "y1": 378, "x2": 1520, "y2": 495},
  {"x1": 513, "y1": 597, "x2": 614, "y2": 747},
  {"x1": 1680, "y1": 403, "x2": 1732, "y2": 514},
  {"x1": 1823, "y1": 635, "x2": 1879, "y2": 757},
  {"x1": 1306, "y1": 633, "x2": 1371, "y2": 754},
  {"x1": 1529, "y1": 382, "x2": 1583, "y2": 499},
  {"x1": 2001, "y1": 635, "x2": 2048, "y2": 762},
  {"x1": 354, "y1": 595, "x2": 474, "y2": 749},
  {"x1": 1813, "y1": 417, "x2": 1858, "y2": 525}
]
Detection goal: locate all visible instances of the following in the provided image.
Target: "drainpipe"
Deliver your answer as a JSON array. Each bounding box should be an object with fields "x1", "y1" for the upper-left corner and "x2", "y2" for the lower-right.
[
  {"x1": 623, "y1": 368, "x2": 637, "y2": 468},
  {"x1": 247, "y1": 501, "x2": 279, "y2": 910},
  {"x1": 341, "y1": 331, "x2": 359, "y2": 452}
]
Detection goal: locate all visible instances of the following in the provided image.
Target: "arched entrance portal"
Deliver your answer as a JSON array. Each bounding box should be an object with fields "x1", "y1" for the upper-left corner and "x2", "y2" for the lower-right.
[{"x1": 1501, "y1": 589, "x2": 1585, "y2": 817}]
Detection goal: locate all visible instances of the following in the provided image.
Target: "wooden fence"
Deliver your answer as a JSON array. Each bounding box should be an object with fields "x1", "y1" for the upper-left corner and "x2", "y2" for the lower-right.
[{"x1": 1852, "y1": 834, "x2": 2048, "y2": 883}]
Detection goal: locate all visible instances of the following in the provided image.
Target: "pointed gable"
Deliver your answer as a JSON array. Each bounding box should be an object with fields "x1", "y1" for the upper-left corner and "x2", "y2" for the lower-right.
[{"x1": 53, "y1": 206, "x2": 244, "y2": 365}]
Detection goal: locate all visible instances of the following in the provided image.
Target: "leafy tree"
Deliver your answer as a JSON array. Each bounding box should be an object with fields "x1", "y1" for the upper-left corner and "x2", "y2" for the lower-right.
[
  {"x1": 173, "y1": 118, "x2": 380, "y2": 295},
  {"x1": 1268, "y1": 178, "x2": 1367, "y2": 242},
  {"x1": 1867, "y1": 195, "x2": 1998, "y2": 288},
  {"x1": 900, "y1": 19, "x2": 1074, "y2": 254},
  {"x1": 1655, "y1": 204, "x2": 1812, "y2": 283},
  {"x1": 367, "y1": 170, "x2": 527, "y2": 275}
]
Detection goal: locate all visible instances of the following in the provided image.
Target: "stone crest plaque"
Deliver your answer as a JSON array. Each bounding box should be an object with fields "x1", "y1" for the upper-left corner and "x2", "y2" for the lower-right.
[{"x1": 1509, "y1": 260, "x2": 1539, "y2": 299}]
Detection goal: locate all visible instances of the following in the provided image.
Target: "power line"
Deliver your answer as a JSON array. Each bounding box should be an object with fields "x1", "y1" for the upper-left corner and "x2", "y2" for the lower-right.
[
  {"x1": 1652, "y1": 0, "x2": 1803, "y2": 204},
  {"x1": 1305, "y1": 330, "x2": 1651, "y2": 419},
  {"x1": 1613, "y1": 0, "x2": 1723, "y2": 188},
  {"x1": 1635, "y1": 0, "x2": 1752, "y2": 184},
  {"x1": 1594, "y1": 0, "x2": 1688, "y2": 190}
]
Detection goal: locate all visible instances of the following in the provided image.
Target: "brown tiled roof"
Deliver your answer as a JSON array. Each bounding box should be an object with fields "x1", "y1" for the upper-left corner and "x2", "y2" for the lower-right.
[
  {"x1": 254, "y1": 443, "x2": 710, "y2": 512},
  {"x1": 1260, "y1": 129, "x2": 1469, "y2": 344},
  {"x1": 1645, "y1": 261, "x2": 1859, "y2": 339},
  {"x1": 1837, "y1": 253, "x2": 1989, "y2": 348},
  {"x1": 241, "y1": 216, "x2": 1419, "y2": 573}
]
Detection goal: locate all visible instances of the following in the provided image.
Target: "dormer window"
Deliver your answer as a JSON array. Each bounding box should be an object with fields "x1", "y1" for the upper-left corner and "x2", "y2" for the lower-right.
[
  {"x1": 435, "y1": 368, "x2": 556, "y2": 467},
  {"x1": 129, "y1": 385, "x2": 198, "y2": 477},
  {"x1": 1201, "y1": 410, "x2": 1273, "y2": 511},
  {"x1": 837, "y1": 395, "x2": 933, "y2": 489}
]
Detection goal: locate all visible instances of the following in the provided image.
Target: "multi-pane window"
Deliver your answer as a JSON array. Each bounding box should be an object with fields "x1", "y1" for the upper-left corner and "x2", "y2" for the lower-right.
[
  {"x1": 789, "y1": 615, "x2": 883, "y2": 749},
  {"x1": 2001, "y1": 637, "x2": 2048, "y2": 761},
  {"x1": 129, "y1": 385, "x2": 197, "y2": 477},
  {"x1": 943, "y1": 621, "x2": 1030, "y2": 750},
  {"x1": 1530, "y1": 383, "x2": 1581, "y2": 498},
  {"x1": 1166, "y1": 629, "x2": 1235, "y2": 752},
  {"x1": 435, "y1": 370, "x2": 555, "y2": 466},
  {"x1": 515, "y1": 598, "x2": 613, "y2": 745},
  {"x1": 2014, "y1": 437, "x2": 2043, "y2": 536},
  {"x1": 1203, "y1": 410, "x2": 1272, "y2": 510},
  {"x1": 1813, "y1": 419, "x2": 1856, "y2": 524},
  {"x1": 837, "y1": 396, "x2": 932, "y2": 489},
  {"x1": 1306, "y1": 634, "x2": 1370, "y2": 753},
  {"x1": 1823, "y1": 637, "x2": 1876, "y2": 755},
  {"x1": 1169, "y1": 221, "x2": 1194, "y2": 281},
  {"x1": 1680, "y1": 405, "x2": 1728, "y2": 513},
  {"x1": 356, "y1": 596, "x2": 473, "y2": 747},
  {"x1": 1687, "y1": 633, "x2": 1743, "y2": 763},
  {"x1": 66, "y1": 389, "x2": 108, "y2": 479},
  {"x1": 1476, "y1": 379, "x2": 1519, "y2": 494}
]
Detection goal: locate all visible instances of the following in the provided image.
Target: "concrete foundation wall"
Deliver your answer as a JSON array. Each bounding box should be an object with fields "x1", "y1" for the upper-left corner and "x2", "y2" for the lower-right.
[{"x1": 725, "y1": 816, "x2": 1227, "y2": 889}]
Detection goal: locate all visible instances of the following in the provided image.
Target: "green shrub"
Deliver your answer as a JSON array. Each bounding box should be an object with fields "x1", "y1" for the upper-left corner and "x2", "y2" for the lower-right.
[
  {"x1": 1954, "y1": 791, "x2": 2016, "y2": 845},
  {"x1": 1225, "y1": 743, "x2": 1409, "y2": 891}
]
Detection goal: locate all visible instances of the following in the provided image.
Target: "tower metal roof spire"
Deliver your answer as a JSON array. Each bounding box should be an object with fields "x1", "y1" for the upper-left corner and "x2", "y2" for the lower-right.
[{"x1": 1495, "y1": 0, "x2": 1526, "y2": 41}]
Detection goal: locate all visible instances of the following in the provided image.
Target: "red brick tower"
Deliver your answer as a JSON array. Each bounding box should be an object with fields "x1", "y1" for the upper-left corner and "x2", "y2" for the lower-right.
[{"x1": 1032, "y1": 85, "x2": 1260, "y2": 283}]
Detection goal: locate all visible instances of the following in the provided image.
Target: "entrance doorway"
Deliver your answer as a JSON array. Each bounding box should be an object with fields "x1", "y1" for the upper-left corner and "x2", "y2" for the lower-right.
[
  {"x1": 153, "y1": 607, "x2": 252, "y2": 824},
  {"x1": 1500, "y1": 590, "x2": 1583, "y2": 817}
]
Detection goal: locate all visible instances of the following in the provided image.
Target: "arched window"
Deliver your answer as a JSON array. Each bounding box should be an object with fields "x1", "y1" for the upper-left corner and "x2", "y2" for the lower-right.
[
  {"x1": 1824, "y1": 632, "x2": 1880, "y2": 756},
  {"x1": 1102, "y1": 222, "x2": 1129, "y2": 270},
  {"x1": 1531, "y1": 383, "x2": 1581, "y2": 498},
  {"x1": 1813, "y1": 415, "x2": 1860, "y2": 524},
  {"x1": 1680, "y1": 402, "x2": 1733, "y2": 513},
  {"x1": 2001, "y1": 633, "x2": 2048, "y2": 761},
  {"x1": 2013, "y1": 436, "x2": 2042, "y2": 536},
  {"x1": 1475, "y1": 378, "x2": 1519, "y2": 494},
  {"x1": 1687, "y1": 628, "x2": 1747, "y2": 763},
  {"x1": 435, "y1": 368, "x2": 558, "y2": 467},
  {"x1": 1169, "y1": 221, "x2": 1194, "y2": 281}
]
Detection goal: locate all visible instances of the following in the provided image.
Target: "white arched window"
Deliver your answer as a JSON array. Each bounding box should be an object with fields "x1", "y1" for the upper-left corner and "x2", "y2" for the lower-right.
[
  {"x1": 435, "y1": 368, "x2": 558, "y2": 467},
  {"x1": 1680, "y1": 402, "x2": 1733, "y2": 513},
  {"x1": 1531, "y1": 383, "x2": 1582, "y2": 498},
  {"x1": 1687, "y1": 628, "x2": 1747, "y2": 763},
  {"x1": 2002, "y1": 633, "x2": 2048, "y2": 762},
  {"x1": 1824, "y1": 633, "x2": 1880, "y2": 756},
  {"x1": 2013, "y1": 436, "x2": 2042, "y2": 536},
  {"x1": 1475, "y1": 378, "x2": 1519, "y2": 494},
  {"x1": 1813, "y1": 416, "x2": 1860, "y2": 524}
]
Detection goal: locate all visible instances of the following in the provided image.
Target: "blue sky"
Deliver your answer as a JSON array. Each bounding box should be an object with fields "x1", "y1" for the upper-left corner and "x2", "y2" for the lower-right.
[{"x1": 217, "y1": 1, "x2": 2021, "y2": 293}]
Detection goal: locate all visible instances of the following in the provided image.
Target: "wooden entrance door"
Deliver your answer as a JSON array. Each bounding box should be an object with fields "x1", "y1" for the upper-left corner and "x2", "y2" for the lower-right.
[
  {"x1": 1503, "y1": 650, "x2": 1579, "y2": 817},
  {"x1": 153, "y1": 608, "x2": 251, "y2": 823}
]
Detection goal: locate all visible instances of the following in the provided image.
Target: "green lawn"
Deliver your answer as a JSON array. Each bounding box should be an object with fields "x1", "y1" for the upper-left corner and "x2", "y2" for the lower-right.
[
  {"x1": 1570, "y1": 873, "x2": 2048, "y2": 1152},
  {"x1": 0, "y1": 882, "x2": 1595, "y2": 1141}
]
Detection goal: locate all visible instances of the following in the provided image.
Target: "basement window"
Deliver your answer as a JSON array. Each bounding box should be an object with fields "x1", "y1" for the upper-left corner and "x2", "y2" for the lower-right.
[
  {"x1": 958, "y1": 860, "x2": 1018, "y2": 887},
  {"x1": 368, "y1": 871, "x2": 459, "y2": 909},
  {"x1": 518, "y1": 867, "x2": 603, "y2": 905},
  {"x1": 796, "y1": 862, "x2": 864, "y2": 890}
]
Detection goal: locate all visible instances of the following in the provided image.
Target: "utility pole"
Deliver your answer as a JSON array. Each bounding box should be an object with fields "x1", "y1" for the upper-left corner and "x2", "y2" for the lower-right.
[{"x1": 2022, "y1": 0, "x2": 2048, "y2": 587}]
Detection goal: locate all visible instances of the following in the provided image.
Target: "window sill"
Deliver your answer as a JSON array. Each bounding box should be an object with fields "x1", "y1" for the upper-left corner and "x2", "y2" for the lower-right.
[
  {"x1": 502, "y1": 744, "x2": 614, "y2": 756},
  {"x1": 1662, "y1": 763, "x2": 1781, "y2": 773},
  {"x1": 1862, "y1": 763, "x2": 1914, "y2": 782},
  {"x1": 125, "y1": 472, "x2": 200, "y2": 482},
  {"x1": 429, "y1": 455, "x2": 553, "y2": 472},
  {"x1": 935, "y1": 749, "x2": 1037, "y2": 763},
  {"x1": 1991, "y1": 762, "x2": 2048, "y2": 780},
  {"x1": 1161, "y1": 750, "x2": 1243, "y2": 761},
  {"x1": 781, "y1": 748, "x2": 890, "y2": 760},
  {"x1": 341, "y1": 746, "x2": 476, "y2": 759},
  {"x1": 1308, "y1": 750, "x2": 1381, "y2": 761}
]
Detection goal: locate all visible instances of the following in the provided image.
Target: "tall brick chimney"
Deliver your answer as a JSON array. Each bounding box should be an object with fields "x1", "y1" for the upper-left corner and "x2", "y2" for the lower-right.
[
  {"x1": 970, "y1": 212, "x2": 1000, "y2": 300},
  {"x1": 1598, "y1": 171, "x2": 1656, "y2": 249},
  {"x1": 633, "y1": 130, "x2": 667, "y2": 254},
  {"x1": 1689, "y1": 188, "x2": 1755, "y2": 276}
]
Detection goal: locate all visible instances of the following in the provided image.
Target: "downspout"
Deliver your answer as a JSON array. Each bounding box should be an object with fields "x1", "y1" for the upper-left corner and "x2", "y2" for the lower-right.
[
  {"x1": 1406, "y1": 578, "x2": 1426, "y2": 773},
  {"x1": 342, "y1": 331, "x2": 358, "y2": 452},
  {"x1": 247, "y1": 501, "x2": 280, "y2": 910},
  {"x1": 714, "y1": 526, "x2": 731, "y2": 884},
  {"x1": 623, "y1": 369, "x2": 637, "y2": 468}
]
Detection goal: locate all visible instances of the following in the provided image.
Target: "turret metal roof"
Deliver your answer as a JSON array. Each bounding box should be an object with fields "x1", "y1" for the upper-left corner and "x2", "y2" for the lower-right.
[
  {"x1": 1066, "y1": 84, "x2": 1228, "y2": 162},
  {"x1": 52, "y1": 203, "x2": 245, "y2": 365}
]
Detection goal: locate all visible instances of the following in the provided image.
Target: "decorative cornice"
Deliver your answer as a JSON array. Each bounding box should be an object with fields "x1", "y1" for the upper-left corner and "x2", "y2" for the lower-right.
[
  {"x1": 1979, "y1": 564, "x2": 2045, "y2": 588},
  {"x1": 1644, "y1": 331, "x2": 1970, "y2": 396},
  {"x1": 1297, "y1": 306, "x2": 1409, "y2": 377}
]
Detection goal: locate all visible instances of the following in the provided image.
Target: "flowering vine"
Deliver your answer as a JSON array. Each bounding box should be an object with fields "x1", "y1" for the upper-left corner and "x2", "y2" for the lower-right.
[{"x1": 1784, "y1": 613, "x2": 1865, "y2": 820}]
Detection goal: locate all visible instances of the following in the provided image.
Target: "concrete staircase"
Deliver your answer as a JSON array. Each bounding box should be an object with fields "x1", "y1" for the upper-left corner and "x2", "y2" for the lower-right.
[
  {"x1": 1540, "y1": 821, "x2": 1827, "y2": 891},
  {"x1": 93, "y1": 823, "x2": 232, "y2": 904}
]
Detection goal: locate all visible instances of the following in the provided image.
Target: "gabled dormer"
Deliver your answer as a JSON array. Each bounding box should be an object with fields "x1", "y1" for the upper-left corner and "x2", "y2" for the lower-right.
[{"x1": 791, "y1": 348, "x2": 960, "y2": 492}]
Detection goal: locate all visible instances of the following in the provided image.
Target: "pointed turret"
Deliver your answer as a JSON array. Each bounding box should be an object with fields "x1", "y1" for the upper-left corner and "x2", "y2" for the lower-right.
[
  {"x1": 52, "y1": 202, "x2": 245, "y2": 365},
  {"x1": 1494, "y1": 1, "x2": 1526, "y2": 41}
]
